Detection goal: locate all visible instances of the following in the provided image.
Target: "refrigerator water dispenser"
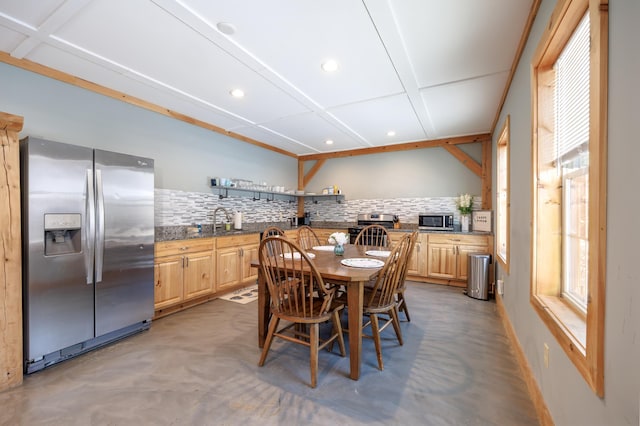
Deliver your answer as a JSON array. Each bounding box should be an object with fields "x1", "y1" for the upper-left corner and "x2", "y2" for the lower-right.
[{"x1": 44, "y1": 213, "x2": 81, "y2": 256}]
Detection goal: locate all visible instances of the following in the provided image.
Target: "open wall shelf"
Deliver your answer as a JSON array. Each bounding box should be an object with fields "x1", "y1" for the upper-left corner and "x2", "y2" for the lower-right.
[{"x1": 212, "y1": 186, "x2": 344, "y2": 203}]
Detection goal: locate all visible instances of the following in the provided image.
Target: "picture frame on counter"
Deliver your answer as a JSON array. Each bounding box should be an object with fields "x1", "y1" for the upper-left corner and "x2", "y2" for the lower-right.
[{"x1": 472, "y1": 210, "x2": 492, "y2": 233}]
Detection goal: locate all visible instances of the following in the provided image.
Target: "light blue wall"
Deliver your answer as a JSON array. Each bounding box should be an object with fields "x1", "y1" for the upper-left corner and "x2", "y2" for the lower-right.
[
  {"x1": 0, "y1": 62, "x2": 297, "y2": 193},
  {"x1": 305, "y1": 144, "x2": 482, "y2": 199},
  {"x1": 495, "y1": 1, "x2": 640, "y2": 425},
  {"x1": 1, "y1": 61, "x2": 481, "y2": 201}
]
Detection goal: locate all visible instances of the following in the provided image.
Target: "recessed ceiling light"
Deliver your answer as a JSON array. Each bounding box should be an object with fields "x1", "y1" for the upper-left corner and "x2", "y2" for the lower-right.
[
  {"x1": 230, "y1": 88, "x2": 245, "y2": 98},
  {"x1": 387, "y1": 131, "x2": 396, "y2": 137},
  {"x1": 217, "y1": 22, "x2": 236, "y2": 35},
  {"x1": 321, "y1": 59, "x2": 339, "y2": 73},
  {"x1": 325, "y1": 139, "x2": 334, "y2": 145}
]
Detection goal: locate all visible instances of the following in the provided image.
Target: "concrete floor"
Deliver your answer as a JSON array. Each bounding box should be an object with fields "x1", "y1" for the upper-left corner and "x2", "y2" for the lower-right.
[{"x1": 0, "y1": 282, "x2": 539, "y2": 425}]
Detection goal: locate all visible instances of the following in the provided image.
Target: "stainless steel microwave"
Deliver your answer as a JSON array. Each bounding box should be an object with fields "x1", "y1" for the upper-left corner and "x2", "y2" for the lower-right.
[{"x1": 418, "y1": 213, "x2": 455, "y2": 231}]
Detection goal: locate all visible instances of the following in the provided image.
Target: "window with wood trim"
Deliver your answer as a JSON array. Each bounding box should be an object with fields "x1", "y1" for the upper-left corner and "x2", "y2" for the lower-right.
[
  {"x1": 531, "y1": 0, "x2": 607, "y2": 397},
  {"x1": 496, "y1": 116, "x2": 510, "y2": 272}
]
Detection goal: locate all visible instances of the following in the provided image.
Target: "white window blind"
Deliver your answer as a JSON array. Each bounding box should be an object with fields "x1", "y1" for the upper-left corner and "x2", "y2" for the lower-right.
[{"x1": 554, "y1": 13, "x2": 590, "y2": 165}]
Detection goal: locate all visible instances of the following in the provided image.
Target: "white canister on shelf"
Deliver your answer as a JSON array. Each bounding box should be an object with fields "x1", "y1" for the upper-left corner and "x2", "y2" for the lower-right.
[{"x1": 234, "y1": 211, "x2": 243, "y2": 230}]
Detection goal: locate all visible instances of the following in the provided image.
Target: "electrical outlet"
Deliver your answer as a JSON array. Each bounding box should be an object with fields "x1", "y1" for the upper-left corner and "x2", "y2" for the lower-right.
[
  {"x1": 497, "y1": 279, "x2": 504, "y2": 295},
  {"x1": 544, "y1": 343, "x2": 550, "y2": 368}
]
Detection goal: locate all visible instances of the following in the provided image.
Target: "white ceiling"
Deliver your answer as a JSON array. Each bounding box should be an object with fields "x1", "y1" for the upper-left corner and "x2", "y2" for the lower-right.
[{"x1": 0, "y1": 0, "x2": 534, "y2": 156}]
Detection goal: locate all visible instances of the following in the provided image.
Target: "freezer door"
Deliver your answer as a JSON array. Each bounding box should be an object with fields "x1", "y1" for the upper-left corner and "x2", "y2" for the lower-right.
[
  {"x1": 21, "y1": 138, "x2": 95, "y2": 361},
  {"x1": 94, "y1": 149, "x2": 154, "y2": 336}
]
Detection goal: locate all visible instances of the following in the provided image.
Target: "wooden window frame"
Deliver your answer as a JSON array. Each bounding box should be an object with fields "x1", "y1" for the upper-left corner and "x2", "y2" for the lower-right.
[
  {"x1": 530, "y1": 0, "x2": 608, "y2": 397},
  {"x1": 496, "y1": 115, "x2": 510, "y2": 273}
]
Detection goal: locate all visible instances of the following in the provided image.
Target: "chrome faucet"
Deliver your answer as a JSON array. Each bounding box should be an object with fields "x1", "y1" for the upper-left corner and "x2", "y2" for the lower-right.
[{"x1": 212, "y1": 207, "x2": 232, "y2": 235}]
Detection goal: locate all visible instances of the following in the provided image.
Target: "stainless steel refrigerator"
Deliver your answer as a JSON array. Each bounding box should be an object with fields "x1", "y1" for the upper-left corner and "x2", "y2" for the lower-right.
[{"x1": 21, "y1": 137, "x2": 155, "y2": 373}]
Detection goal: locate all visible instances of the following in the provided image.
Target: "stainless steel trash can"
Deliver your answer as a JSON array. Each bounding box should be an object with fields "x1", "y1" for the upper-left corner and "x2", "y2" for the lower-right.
[{"x1": 466, "y1": 253, "x2": 491, "y2": 300}]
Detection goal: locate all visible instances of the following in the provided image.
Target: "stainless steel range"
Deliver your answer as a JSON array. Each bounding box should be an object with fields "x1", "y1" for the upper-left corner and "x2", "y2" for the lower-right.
[{"x1": 348, "y1": 213, "x2": 398, "y2": 244}]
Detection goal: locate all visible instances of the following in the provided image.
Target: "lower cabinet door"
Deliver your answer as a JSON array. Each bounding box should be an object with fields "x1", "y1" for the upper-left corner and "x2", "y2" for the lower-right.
[
  {"x1": 154, "y1": 255, "x2": 184, "y2": 309},
  {"x1": 217, "y1": 248, "x2": 241, "y2": 291},
  {"x1": 241, "y1": 245, "x2": 259, "y2": 284},
  {"x1": 456, "y1": 244, "x2": 489, "y2": 281},
  {"x1": 183, "y1": 252, "x2": 214, "y2": 300},
  {"x1": 426, "y1": 243, "x2": 456, "y2": 279}
]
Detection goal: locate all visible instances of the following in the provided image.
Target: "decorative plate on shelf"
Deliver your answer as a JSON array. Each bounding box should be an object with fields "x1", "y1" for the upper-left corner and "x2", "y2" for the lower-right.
[
  {"x1": 365, "y1": 250, "x2": 391, "y2": 258},
  {"x1": 312, "y1": 245, "x2": 336, "y2": 251},
  {"x1": 340, "y1": 258, "x2": 384, "y2": 268},
  {"x1": 280, "y1": 252, "x2": 315, "y2": 259}
]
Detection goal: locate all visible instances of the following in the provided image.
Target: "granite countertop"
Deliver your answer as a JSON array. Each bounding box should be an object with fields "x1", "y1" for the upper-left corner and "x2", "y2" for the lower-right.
[
  {"x1": 155, "y1": 222, "x2": 491, "y2": 242},
  {"x1": 155, "y1": 221, "x2": 351, "y2": 241}
]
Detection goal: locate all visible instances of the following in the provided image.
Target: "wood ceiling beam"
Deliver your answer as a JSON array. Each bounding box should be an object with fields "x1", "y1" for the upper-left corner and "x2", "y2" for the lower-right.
[
  {"x1": 490, "y1": 0, "x2": 542, "y2": 135},
  {"x1": 0, "y1": 112, "x2": 24, "y2": 131},
  {"x1": 2, "y1": 53, "x2": 493, "y2": 197},
  {"x1": 1, "y1": 52, "x2": 494, "y2": 168},
  {"x1": 302, "y1": 159, "x2": 326, "y2": 188},
  {"x1": 298, "y1": 133, "x2": 491, "y2": 161},
  {"x1": 0, "y1": 52, "x2": 298, "y2": 159},
  {"x1": 441, "y1": 144, "x2": 482, "y2": 177},
  {"x1": 297, "y1": 134, "x2": 492, "y2": 204}
]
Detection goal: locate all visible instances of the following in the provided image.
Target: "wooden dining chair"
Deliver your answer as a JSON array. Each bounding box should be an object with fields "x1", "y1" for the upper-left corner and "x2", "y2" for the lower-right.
[
  {"x1": 261, "y1": 225, "x2": 285, "y2": 239},
  {"x1": 345, "y1": 232, "x2": 411, "y2": 371},
  {"x1": 354, "y1": 224, "x2": 391, "y2": 248},
  {"x1": 395, "y1": 230, "x2": 418, "y2": 322},
  {"x1": 296, "y1": 225, "x2": 321, "y2": 250},
  {"x1": 258, "y1": 236, "x2": 346, "y2": 388}
]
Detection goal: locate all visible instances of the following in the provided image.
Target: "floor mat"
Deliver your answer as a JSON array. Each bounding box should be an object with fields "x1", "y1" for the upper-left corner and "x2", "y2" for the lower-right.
[{"x1": 218, "y1": 284, "x2": 258, "y2": 304}]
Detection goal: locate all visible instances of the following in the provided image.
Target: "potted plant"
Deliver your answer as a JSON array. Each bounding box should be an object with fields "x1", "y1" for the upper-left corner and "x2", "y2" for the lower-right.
[
  {"x1": 456, "y1": 193, "x2": 473, "y2": 232},
  {"x1": 328, "y1": 232, "x2": 348, "y2": 256}
]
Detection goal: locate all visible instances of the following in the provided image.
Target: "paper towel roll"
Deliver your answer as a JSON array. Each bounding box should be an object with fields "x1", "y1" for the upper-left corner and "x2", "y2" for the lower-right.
[{"x1": 234, "y1": 211, "x2": 242, "y2": 230}]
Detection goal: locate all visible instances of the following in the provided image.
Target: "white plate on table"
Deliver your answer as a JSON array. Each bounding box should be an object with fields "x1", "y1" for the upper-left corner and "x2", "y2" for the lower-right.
[
  {"x1": 312, "y1": 245, "x2": 336, "y2": 251},
  {"x1": 280, "y1": 252, "x2": 315, "y2": 259},
  {"x1": 340, "y1": 258, "x2": 384, "y2": 268},
  {"x1": 365, "y1": 250, "x2": 391, "y2": 258}
]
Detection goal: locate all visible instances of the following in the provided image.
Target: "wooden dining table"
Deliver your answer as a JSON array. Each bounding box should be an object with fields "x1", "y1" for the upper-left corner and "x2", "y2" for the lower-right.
[{"x1": 252, "y1": 243, "x2": 382, "y2": 381}]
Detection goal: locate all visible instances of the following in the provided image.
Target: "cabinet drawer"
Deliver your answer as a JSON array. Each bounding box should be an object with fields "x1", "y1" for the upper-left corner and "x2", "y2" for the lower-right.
[
  {"x1": 155, "y1": 238, "x2": 214, "y2": 257},
  {"x1": 216, "y1": 233, "x2": 259, "y2": 249},
  {"x1": 428, "y1": 234, "x2": 490, "y2": 246}
]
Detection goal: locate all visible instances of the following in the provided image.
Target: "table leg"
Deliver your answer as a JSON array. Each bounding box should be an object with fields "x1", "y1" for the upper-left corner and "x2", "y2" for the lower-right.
[
  {"x1": 347, "y1": 280, "x2": 364, "y2": 380},
  {"x1": 257, "y1": 270, "x2": 270, "y2": 348}
]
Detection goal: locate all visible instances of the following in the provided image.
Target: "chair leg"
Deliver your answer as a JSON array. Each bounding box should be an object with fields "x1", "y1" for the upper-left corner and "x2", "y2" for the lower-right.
[
  {"x1": 370, "y1": 314, "x2": 384, "y2": 370},
  {"x1": 258, "y1": 317, "x2": 280, "y2": 366},
  {"x1": 397, "y1": 291, "x2": 411, "y2": 322},
  {"x1": 389, "y1": 307, "x2": 404, "y2": 346},
  {"x1": 331, "y1": 309, "x2": 346, "y2": 357},
  {"x1": 309, "y1": 323, "x2": 319, "y2": 388}
]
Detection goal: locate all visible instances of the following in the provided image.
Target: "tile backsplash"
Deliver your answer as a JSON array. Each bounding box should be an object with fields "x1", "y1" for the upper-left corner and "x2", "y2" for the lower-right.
[{"x1": 155, "y1": 188, "x2": 482, "y2": 226}]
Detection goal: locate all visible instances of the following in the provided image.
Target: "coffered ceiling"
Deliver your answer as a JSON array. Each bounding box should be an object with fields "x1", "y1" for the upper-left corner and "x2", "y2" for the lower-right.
[{"x1": 0, "y1": 0, "x2": 535, "y2": 156}]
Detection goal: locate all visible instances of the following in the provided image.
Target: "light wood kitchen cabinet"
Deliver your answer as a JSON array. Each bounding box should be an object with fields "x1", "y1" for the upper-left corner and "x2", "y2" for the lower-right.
[
  {"x1": 154, "y1": 255, "x2": 184, "y2": 309},
  {"x1": 183, "y1": 252, "x2": 216, "y2": 299},
  {"x1": 154, "y1": 238, "x2": 215, "y2": 311},
  {"x1": 283, "y1": 229, "x2": 298, "y2": 241},
  {"x1": 426, "y1": 234, "x2": 491, "y2": 282},
  {"x1": 408, "y1": 233, "x2": 427, "y2": 276},
  {"x1": 216, "y1": 233, "x2": 260, "y2": 291},
  {"x1": 389, "y1": 232, "x2": 427, "y2": 277}
]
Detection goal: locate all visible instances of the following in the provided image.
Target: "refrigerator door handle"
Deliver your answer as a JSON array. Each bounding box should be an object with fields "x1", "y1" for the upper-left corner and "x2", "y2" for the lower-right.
[
  {"x1": 85, "y1": 169, "x2": 96, "y2": 284},
  {"x1": 95, "y1": 169, "x2": 105, "y2": 283}
]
